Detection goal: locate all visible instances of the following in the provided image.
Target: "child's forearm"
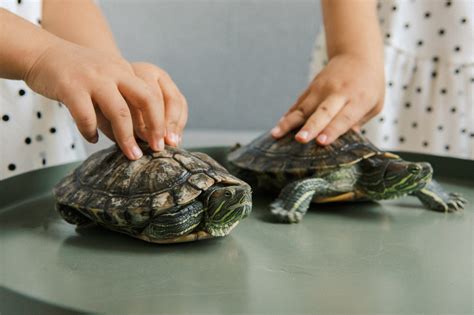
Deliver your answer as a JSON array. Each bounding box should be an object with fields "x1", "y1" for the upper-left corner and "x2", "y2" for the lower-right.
[
  {"x1": 42, "y1": 0, "x2": 121, "y2": 57},
  {"x1": 0, "y1": 8, "x2": 65, "y2": 80},
  {"x1": 322, "y1": 0, "x2": 383, "y2": 65},
  {"x1": 0, "y1": 3, "x2": 186, "y2": 159}
]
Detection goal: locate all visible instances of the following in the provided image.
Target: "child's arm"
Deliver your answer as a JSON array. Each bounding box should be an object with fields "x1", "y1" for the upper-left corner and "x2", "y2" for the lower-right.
[
  {"x1": 0, "y1": 5, "x2": 185, "y2": 161},
  {"x1": 42, "y1": 0, "x2": 187, "y2": 147},
  {"x1": 42, "y1": 0, "x2": 121, "y2": 56},
  {"x1": 272, "y1": 0, "x2": 384, "y2": 145}
]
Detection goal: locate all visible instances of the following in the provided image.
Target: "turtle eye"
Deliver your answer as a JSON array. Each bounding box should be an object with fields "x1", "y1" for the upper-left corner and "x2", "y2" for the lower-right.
[
  {"x1": 408, "y1": 164, "x2": 422, "y2": 174},
  {"x1": 224, "y1": 190, "x2": 233, "y2": 198}
]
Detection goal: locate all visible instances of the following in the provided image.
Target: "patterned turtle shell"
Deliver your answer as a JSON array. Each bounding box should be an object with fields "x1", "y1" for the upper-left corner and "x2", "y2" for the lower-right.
[
  {"x1": 228, "y1": 129, "x2": 388, "y2": 175},
  {"x1": 54, "y1": 145, "x2": 244, "y2": 228}
]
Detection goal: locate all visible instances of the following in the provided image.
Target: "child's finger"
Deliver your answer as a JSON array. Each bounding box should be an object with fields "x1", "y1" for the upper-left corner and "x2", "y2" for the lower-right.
[
  {"x1": 93, "y1": 85, "x2": 143, "y2": 160},
  {"x1": 129, "y1": 107, "x2": 148, "y2": 142},
  {"x1": 95, "y1": 109, "x2": 115, "y2": 141},
  {"x1": 271, "y1": 109, "x2": 306, "y2": 138},
  {"x1": 131, "y1": 76, "x2": 166, "y2": 147},
  {"x1": 158, "y1": 72, "x2": 187, "y2": 146},
  {"x1": 273, "y1": 88, "x2": 311, "y2": 135},
  {"x1": 119, "y1": 78, "x2": 165, "y2": 151},
  {"x1": 286, "y1": 88, "x2": 311, "y2": 115},
  {"x1": 64, "y1": 93, "x2": 98, "y2": 143},
  {"x1": 174, "y1": 99, "x2": 188, "y2": 145},
  {"x1": 318, "y1": 101, "x2": 368, "y2": 145},
  {"x1": 356, "y1": 101, "x2": 382, "y2": 127},
  {"x1": 295, "y1": 94, "x2": 347, "y2": 143},
  {"x1": 272, "y1": 92, "x2": 319, "y2": 138}
]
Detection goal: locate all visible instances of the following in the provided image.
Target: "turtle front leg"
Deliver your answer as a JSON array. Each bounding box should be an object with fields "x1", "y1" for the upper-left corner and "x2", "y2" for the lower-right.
[
  {"x1": 140, "y1": 201, "x2": 205, "y2": 243},
  {"x1": 412, "y1": 180, "x2": 467, "y2": 212},
  {"x1": 270, "y1": 178, "x2": 330, "y2": 223}
]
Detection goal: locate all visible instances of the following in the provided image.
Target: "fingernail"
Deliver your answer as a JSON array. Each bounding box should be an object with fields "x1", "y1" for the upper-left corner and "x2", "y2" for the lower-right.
[
  {"x1": 317, "y1": 134, "x2": 328, "y2": 144},
  {"x1": 271, "y1": 127, "x2": 281, "y2": 136},
  {"x1": 297, "y1": 131, "x2": 309, "y2": 140},
  {"x1": 158, "y1": 138, "x2": 165, "y2": 151},
  {"x1": 89, "y1": 131, "x2": 99, "y2": 143},
  {"x1": 169, "y1": 133, "x2": 179, "y2": 146},
  {"x1": 278, "y1": 117, "x2": 285, "y2": 123},
  {"x1": 132, "y1": 145, "x2": 143, "y2": 159}
]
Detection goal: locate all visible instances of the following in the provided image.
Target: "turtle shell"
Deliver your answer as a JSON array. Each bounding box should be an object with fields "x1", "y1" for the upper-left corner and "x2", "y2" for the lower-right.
[
  {"x1": 54, "y1": 144, "x2": 243, "y2": 227},
  {"x1": 227, "y1": 129, "x2": 383, "y2": 175}
]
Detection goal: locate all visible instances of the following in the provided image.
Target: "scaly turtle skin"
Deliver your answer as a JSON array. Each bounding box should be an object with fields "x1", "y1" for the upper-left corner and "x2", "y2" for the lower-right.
[
  {"x1": 227, "y1": 130, "x2": 466, "y2": 223},
  {"x1": 54, "y1": 144, "x2": 252, "y2": 243}
]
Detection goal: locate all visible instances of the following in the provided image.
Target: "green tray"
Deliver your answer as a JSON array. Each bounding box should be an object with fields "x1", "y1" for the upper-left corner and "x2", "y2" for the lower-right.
[{"x1": 1, "y1": 147, "x2": 473, "y2": 314}]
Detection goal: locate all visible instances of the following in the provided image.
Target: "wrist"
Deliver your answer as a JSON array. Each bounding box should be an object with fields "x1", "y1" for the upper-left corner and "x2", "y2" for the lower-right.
[
  {"x1": 325, "y1": 53, "x2": 386, "y2": 91},
  {"x1": 0, "y1": 8, "x2": 66, "y2": 81},
  {"x1": 22, "y1": 36, "x2": 64, "y2": 83},
  {"x1": 329, "y1": 51, "x2": 383, "y2": 69},
  {"x1": 327, "y1": 37, "x2": 383, "y2": 65}
]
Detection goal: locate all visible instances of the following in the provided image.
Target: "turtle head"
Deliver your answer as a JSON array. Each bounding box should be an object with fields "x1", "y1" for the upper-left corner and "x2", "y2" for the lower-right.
[
  {"x1": 361, "y1": 157, "x2": 433, "y2": 200},
  {"x1": 202, "y1": 184, "x2": 252, "y2": 237}
]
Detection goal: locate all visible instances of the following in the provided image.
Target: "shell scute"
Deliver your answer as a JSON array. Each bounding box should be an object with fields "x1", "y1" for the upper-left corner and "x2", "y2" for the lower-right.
[
  {"x1": 53, "y1": 174, "x2": 77, "y2": 203},
  {"x1": 174, "y1": 153, "x2": 210, "y2": 172},
  {"x1": 188, "y1": 173, "x2": 215, "y2": 190},
  {"x1": 228, "y1": 129, "x2": 382, "y2": 174},
  {"x1": 68, "y1": 188, "x2": 92, "y2": 208},
  {"x1": 128, "y1": 157, "x2": 188, "y2": 195},
  {"x1": 173, "y1": 183, "x2": 202, "y2": 205},
  {"x1": 85, "y1": 191, "x2": 109, "y2": 211}
]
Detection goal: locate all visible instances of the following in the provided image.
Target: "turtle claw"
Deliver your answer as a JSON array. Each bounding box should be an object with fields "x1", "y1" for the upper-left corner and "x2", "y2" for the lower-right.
[
  {"x1": 270, "y1": 206, "x2": 303, "y2": 223},
  {"x1": 270, "y1": 201, "x2": 303, "y2": 223},
  {"x1": 446, "y1": 202, "x2": 459, "y2": 212},
  {"x1": 450, "y1": 193, "x2": 467, "y2": 203},
  {"x1": 415, "y1": 181, "x2": 467, "y2": 213},
  {"x1": 444, "y1": 193, "x2": 467, "y2": 212}
]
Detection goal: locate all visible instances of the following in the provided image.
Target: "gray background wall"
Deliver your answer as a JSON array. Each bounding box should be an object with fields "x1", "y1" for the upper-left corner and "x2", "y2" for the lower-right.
[{"x1": 99, "y1": 0, "x2": 321, "y2": 131}]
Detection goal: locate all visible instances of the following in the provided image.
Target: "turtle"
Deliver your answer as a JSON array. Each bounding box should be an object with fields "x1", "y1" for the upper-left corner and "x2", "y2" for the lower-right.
[
  {"x1": 227, "y1": 129, "x2": 467, "y2": 223},
  {"x1": 54, "y1": 144, "x2": 252, "y2": 243}
]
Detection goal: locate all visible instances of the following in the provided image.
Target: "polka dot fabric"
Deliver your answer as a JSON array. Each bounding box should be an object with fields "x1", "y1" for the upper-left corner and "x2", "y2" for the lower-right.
[
  {"x1": 309, "y1": 0, "x2": 474, "y2": 159},
  {"x1": 0, "y1": 0, "x2": 86, "y2": 180}
]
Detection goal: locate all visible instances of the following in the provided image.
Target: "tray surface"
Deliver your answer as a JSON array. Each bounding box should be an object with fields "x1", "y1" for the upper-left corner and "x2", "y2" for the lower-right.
[{"x1": 1, "y1": 147, "x2": 473, "y2": 314}]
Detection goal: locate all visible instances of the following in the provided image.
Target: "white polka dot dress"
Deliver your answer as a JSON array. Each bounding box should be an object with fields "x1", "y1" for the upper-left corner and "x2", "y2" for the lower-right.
[
  {"x1": 309, "y1": 0, "x2": 474, "y2": 160},
  {"x1": 0, "y1": 0, "x2": 86, "y2": 180}
]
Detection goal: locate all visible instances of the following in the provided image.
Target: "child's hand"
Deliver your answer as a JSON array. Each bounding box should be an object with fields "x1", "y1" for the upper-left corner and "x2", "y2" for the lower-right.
[
  {"x1": 271, "y1": 54, "x2": 384, "y2": 145},
  {"x1": 24, "y1": 40, "x2": 175, "y2": 160},
  {"x1": 130, "y1": 62, "x2": 187, "y2": 147}
]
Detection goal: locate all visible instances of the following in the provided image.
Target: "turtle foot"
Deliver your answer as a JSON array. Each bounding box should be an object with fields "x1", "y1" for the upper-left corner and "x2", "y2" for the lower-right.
[
  {"x1": 270, "y1": 202, "x2": 303, "y2": 223},
  {"x1": 429, "y1": 192, "x2": 467, "y2": 212},
  {"x1": 414, "y1": 181, "x2": 468, "y2": 213},
  {"x1": 444, "y1": 193, "x2": 467, "y2": 212},
  {"x1": 56, "y1": 204, "x2": 92, "y2": 226}
]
